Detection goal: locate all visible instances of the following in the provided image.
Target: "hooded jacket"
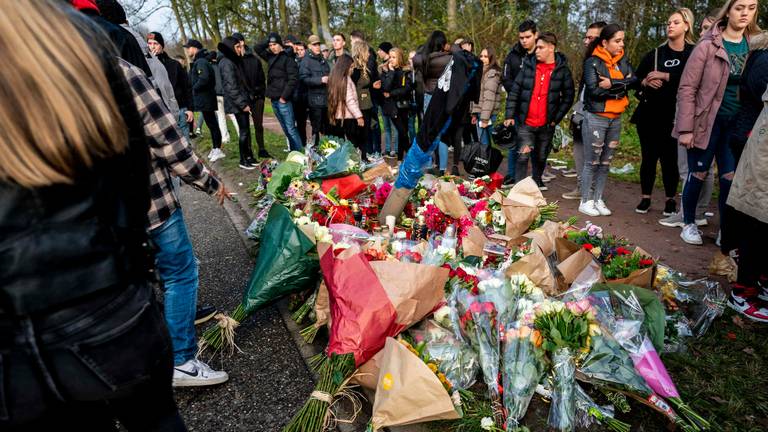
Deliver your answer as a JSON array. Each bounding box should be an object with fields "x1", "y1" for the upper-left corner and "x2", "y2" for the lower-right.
[
  {"x1": 254, "y1": 39, "x2": 298, "y2": 101},
  {"x1": 381, "y1": 67, "x2": 413, "y2": 118},
  {"x1": 241, "y1": 47, "x2": 266, "y2": 99},
  {"x1": 731, "y1": 32, "x2": 768, "y2": 154},
  {"x1": 189, "y1": 49, "x2": 218, "y2": 111},
  {"x1": 673, "y1": 24, "x2": 737, "y2": 149},
  {"x1": 505, "y1": 53, "x2": 575, "y2": 126},
  {"x1": 217, "y1": 37, "x2": 252, "y2": 114},
  {"x1": 502, "y1": 42, "x2": 534, "y2": 93},
  {"x1": 472, "y1": 66, "x2": 502, "y2": 122},
  {"x1": 412, "y1": 50, "x2": 452, "y2": 94},
  {"x1": 582, "y1": 46, "x2": 635, "y2": 117},
  {"x1": 299, "y1": 51, "x2": 331, "y2": 108}
]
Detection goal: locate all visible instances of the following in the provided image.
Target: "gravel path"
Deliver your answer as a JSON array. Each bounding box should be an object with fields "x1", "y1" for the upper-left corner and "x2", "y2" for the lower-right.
[{"x1": 172, "y1": 185, "x2": 314, "y2": 431}]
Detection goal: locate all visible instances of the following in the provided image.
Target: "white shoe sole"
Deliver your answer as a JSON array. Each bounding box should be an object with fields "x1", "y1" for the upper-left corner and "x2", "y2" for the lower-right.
[
  {"x1": 579, "y1": 208, "x2": 600, "y2": 217},
  {"x1": 173, "y1": 374, "x2": 229, "y2": 387},
  {"x1": 561, "y1": 194, "x2": 581, "y2": 200},
  {"x1": 727, "y1": 299, "x2": 768, "y2": 323},
  {"x1": 635, "y1": 208, "x2": 649, "y2": 214},
  {"x1": 661, "y1": 219, "x2": 707, "y2": 228},
  {"x1": 680, "y1": 233, "x2": 703, "y2": 245},
  {"x1": 239, "y1": 164, "x2": 256, "y2": 170}
]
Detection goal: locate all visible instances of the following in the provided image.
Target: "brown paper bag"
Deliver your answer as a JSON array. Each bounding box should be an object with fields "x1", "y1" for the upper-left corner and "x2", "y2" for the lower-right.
[
  {"x1": 607, "y1": 247, "x2": 656, "y2": 288},
  {"x1": 555, "y1": 237, "x2": 581, "y2": 263},
  {"x1": 362, "y1": 162, "x2": 395, "y2": 183},
  {"x1": 353, "y1": 349, "x2": 384, "y2": 390},
  {"x1": 462, "y1": 225, "x2": 488, "y2": 258},
  {"x1": 434, "y1": 181, "x2": 469, "y2": 218},
  {"x1": 524, "y1": 221, "x2": 565, "y2": 257},
  {"x1": 557, "y1": 248, "x2": 599, "y2": 286},
  {"x1": 314, "y1": 281, "x2": 331, "y2": 328},
  {"x1": 503, "y1": 205, "x2": 540, "y2": 239},
  {"x1": 368, "y1": 338, "x2": 460, "y2": 430},
  {"x1": 504, "y1": 245, "x2": 558, "y2": 295},
  {"x1": 369, "y1": 261, "x2": 449, "y2": 326},
  {"x1": 505, "y1": 177, "x2": 547, "y2": 207}
]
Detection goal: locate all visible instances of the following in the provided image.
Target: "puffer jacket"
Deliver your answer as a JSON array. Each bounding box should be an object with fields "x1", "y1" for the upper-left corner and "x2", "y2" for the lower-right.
[
  {"x1": 300, "y1": 51, "x2": 331, "y2": 107},
  {"x1": 471, "y1": 67, "x2": 502, "y2": 122},
  {"x1": 502, "y1": 42, "x2": 533, "y2": 92},
  {"x1": 218, "y1": 37, "x2": 251, "y2": 114},
  {"x1": 189, "y1": 49, "x2": 218, "y2": 111},
  {"x1": 241, "y1": 48, "x2": 266, "y2": 99},
  {"x1": 582, "y1": 47, "x2": 636, "y2": 116},
  {"x1": 254, "y1": 39, "x2": 298, "y2": 101},
  {"x1": 381, "y1": 67, "x2": 413, "y2": 118},
  {"x1": 673, "y1": 24, "x2": 737, "y2": 149},
  {"x1": 505, "y1": 53, "x2": 575, "y2": 125},
  {"x1": 412, "y1": 50, "x2": 452, "y2": 94}
]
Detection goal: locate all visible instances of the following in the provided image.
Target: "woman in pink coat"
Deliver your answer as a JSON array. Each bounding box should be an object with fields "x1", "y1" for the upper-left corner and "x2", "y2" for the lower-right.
[
  {"x1": 673, "y1": 0, "x2": 760, "y2": 247},
  {"x1": 326, "y1": 54, "x2": 366, "y2": 149}
]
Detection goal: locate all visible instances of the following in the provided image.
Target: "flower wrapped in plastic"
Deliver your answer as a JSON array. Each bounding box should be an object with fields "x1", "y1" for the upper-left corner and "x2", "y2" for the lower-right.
[
  {"x1": 307, "y1": 136, "x2": 363, "y2": 180},
  {"x1": 410, "y1": 319, "x2": 480, "y2": 391},
  {"x1": 502, "y1": 323, "x2": 545, "y2": 429},
  {"x1": 458, "y1": 291, "x2": 502, "y2": 400}
]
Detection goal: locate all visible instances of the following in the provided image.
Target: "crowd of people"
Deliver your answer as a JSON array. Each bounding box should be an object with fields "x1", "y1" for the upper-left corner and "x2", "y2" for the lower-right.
[{"x1": 1, "y1": 0, "x2": 766, "y2": 429}]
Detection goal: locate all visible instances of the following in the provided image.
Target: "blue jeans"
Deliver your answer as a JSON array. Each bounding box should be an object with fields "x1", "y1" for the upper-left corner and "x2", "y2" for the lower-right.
[
  {"x1": 383, "y1": 114, "x2": 398, "y2": 154},
  {"x1": 271, "y1": 99, "x2": 304, "y2": 151},
  {"x1": 682, "y1": 114, "x2": 736, "y2": 225},
  {"x1": 150, "y1": 209, "x2": 198, "y2": 366},
  {"x1": 477, "y1": 115, "x2": 497, "y2": 146},
  {"x1": 423, "y1": 93, "x2": 448, "y2": 170},
  {"x1": 177, "y1": 107, "x2": 190, "y2": 140},
  {"x1": 368, "y1": 103, "x2": 382, "y2": 156}
]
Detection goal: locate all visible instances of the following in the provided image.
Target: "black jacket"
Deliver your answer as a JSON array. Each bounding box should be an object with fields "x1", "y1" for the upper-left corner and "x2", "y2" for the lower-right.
[
  {"x1": 0, "y1": 49, "x2": 152, "y2": 316},
  {"x1": 88, "y1": 15, "x2": 152, "y2": 79},
  {"x1": 156, "y1": 51, "x2": 192, "y2": 109},
  {"x1": 412, "y1": 50, "x2": 452, "y2": 94},
  {"x1": 631, "y1": 42, "x2": 694, "y2": 124},
  {"x1": 582, "y1": 53, "x2": 636, "y2": 114},
  {"x1": 502, "y1": 43, "x2": 533, "y2": 93},
  {"x1": 217, "y1": 38, "x2": 252, "y2": 114},
  {"x1": 299, "y1": 52, "x2": 331, "y2": 108},
  {"x1": 505, "y1": 53, "x2": 575, "y2": 126},
  {"x1": 254, "y1": 40, "x2": 298, "y2": 101},
  {"x1": 189, "y1": 50, "x2": 218, "y2": 111},
  {"x1": 381, "y1": 67, "x2": 413, "y2": 118},
  {"x1": 732, "y1": 39, "x2": 768, "y2": 155},
  {"x1": 242, "y1": 49, "x2": 266, "y2": 99}
]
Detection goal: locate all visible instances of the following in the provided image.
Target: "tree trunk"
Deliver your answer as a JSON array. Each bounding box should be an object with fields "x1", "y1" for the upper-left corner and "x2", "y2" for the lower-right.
[
  {"x1": 278, "y1": 0, "x2": 288, "y2": 35},
  {"x1": 170, "y1": 0, "x2": 188, "y2": 43},
  {"x1": 309, "y1": 0, "x2": 319, "y2": 37},
  {"x1": 447, "y1": 0, "x2": 457, "y2": 32},
  {"x1": 316, "y1": 0, "x2": 332, "y2": 43}
]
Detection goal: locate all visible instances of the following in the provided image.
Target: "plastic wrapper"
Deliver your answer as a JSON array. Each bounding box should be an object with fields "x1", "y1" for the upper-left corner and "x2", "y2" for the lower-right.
[
  {"x1": 320, "y1": 174, "x2": 367, "y2": 198},
  {"x1": 395, "y1": 137, "x2": 437, "y2": 190},
  {"x1": 307, "y1": 139, "x2": 361, "y2": 180},
  {"x1": 266, "y1": 161, "x2": 304, "y2": 197},
  {"x1": 656, "y1": 265, "x2": 726, "y2": 339},
  {"x1": 578, "y1": 333, "x2": 653, "y2": 396},
  {"x1": 549, "y1": 347, "x2": 577, "y2": 431},
  {"x1": 241, "y1": 204, "x2": 319, "y2": 314},
  {"x1": 410, "y1": 320, "x2": 480, "y2": 390},
  {"x1": 589, "y1": 284, "x2": 666, "y2": 353},
  {"x1": 458, "y1": 290, "x2": 502, "y2": 399},
  {"x1": 503, "y1": 324, "x2": 546, "y2": 428},
  {"x1": 245, "y1": 195, "x2": 276, "y2": 241}
]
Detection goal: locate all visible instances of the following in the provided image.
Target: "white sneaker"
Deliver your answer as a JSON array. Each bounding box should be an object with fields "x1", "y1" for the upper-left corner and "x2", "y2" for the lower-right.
[
  {"x1": 579, "y1": 200, "x2": 601, "y2": 217},
  {"x1": 680, "y1": 224, "x2": 703, "y2": 245},
  {"x1": 595, "y1": 200, "x2": 612, "y2": 216},
  {"x1": 173, "y1": 359, "x2": 229, "y2": 387},
  {"x1": 715, "y1": 230, "x2": 721, "y2": 247},
  {"x1": 209, "y1": 148, "x2": 226, "y2": 162}
]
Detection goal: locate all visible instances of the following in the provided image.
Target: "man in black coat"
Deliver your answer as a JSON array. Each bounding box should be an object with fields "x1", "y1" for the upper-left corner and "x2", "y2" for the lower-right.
[
  {"x1": 218, "y1": 36, "x2": 258, "y2": 169},
  {"x1": 504, "y1": 32, "x2": 574, "y2": 187},
  {"x1": 184, "y1": 39, "x2": 223, "y2": 151},
  {"x1": 232, "y1": 33, "x2": 271, "y2": 158},
  {"x1": 292, "y1": 41, "x2": 310, "y2": 149},
  {"x1": 254, "y1": 32, "x2": 304, "y2": 151},
  {"x1": 502, "y1": 20, "x2": 538, "y2": 93},
  {"x1": 148, "y1": 32, "x2": 193, "y2": 136},
  {"x1": 299, "y1": 34, "x2": 331, "y2": 146}
]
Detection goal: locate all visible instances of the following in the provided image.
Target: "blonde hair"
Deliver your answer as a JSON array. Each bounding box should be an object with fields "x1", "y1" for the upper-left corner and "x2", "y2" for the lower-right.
[
  {"x1": 672, "y1": 8, "x2": 697, "y2": 44},
  {"x1": 0, "y1": 0, "x2": 127, "y2": 188},
  {"x1": 388, "y1": 47, "x2": 405, "y2": 69},
  {"x1": 351, "y1": 41, "x2": 370, "y2": 79},
  {"x1": 715, "y1": 0, "x2": 762, "y2": 35}
]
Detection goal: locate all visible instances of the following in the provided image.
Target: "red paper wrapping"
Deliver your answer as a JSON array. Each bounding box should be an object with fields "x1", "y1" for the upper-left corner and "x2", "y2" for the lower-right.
[
  {"x1": 488, "y1": 172, "x2": 503, "y2": 191},
  {"x1": 320, "y1": 246, "x2": 400, "y2": 366},
  {"x1": 322, "y1": 174, "x2": 367, "y2": 199}
]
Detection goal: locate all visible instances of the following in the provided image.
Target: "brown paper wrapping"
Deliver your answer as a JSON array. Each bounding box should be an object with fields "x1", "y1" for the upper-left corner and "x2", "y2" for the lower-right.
[
  {"x1": 524, "y1": 221, "x2": 566, "y2": 257},
  {"x1": 504, "y1": 245, "x2": 558, "y2": 295},
  {"x1": 504, "y1": 177, "x2": 548, "y2": 207},
  {"x1": 363, "y1": 162, "x2": 395, "y2": 183},
  {"x1": 314, "y1": 281, "x2": 331, "y2": 328},
  {"x1": 490, "y1": 178, "x2": 546, "y2": 239},
  {"x1": 354, "y1": 350, "x2": 384, "y2": 390},
  {"x1": 555, "y1": 237, "x2": 581, "y2": 263},
  {"x1": 557, "y1": 248, "x2": 599, "y2": 286},
  {"x1": 368, "y1": 338, "x2": 460, "y2": 430},
  {"x1": 607, "y1": 247, "x2": 656, "y2": 288},
  {"x1": 462, "y1": 225, "x2": 489, "y2": 258},
  {"x1": 368, "y1": 261, "x2": 449, "y2": 326},
  {"x1": 434, "y1": 181, "x2": 470, "y2": 218}
]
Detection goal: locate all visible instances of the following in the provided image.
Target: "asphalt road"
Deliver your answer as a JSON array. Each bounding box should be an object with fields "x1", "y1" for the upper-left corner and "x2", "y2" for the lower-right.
[{"x1": 172, "y1": 184, "x2": 315, "y2": 432}]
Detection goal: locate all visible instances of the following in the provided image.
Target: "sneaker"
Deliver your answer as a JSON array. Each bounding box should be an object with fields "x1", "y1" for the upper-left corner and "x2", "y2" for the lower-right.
[
  {"x1": 195, "y1": 305, "x2": 217, "y2": 325},
  {"x1": 389, "y1": 151, "x2": 397, "y2": 158},
  {"x1": 207, "y1": 149, "x2": 216, "y2": 160},
  {"x1": 541, "y1": 176, "x2": 552, "y2": 183},
  {"x1": 542, "y1": 171, "x2": 556, "y2": 181},
  {"x1": 635, "y1": 198, "x2": 651, "y2": 214},
  {"x1": 173, "y1": 359, "x2": 229, "y2": 387},
  {"x1": 502, "y1": 175, "x2": 515, "y2": 188},
  {"x1": 659, "y1": 212, "x2": 708, "y2": 228},
  {"x1": 211, "y1": 148, "x2": 227, "y2": 162},
  {"x1": 663, "y1": 199, "x2": 677, "y2": 216},
  {"x1": 239, "y1": 162, "x2": 256, "y2": 170},
  {"x1": 680, "y1": 224, "x2": 703, "y2": 245},
  {"x1": 195, "y1": 128, "x2": 202, "y2": 136},
  {"x1": 561, "y1": 168, "x2": 578, "y2": 178},
  {"x1": 715, "y1": 230, "x2": 721, "y2": 247},
  {"x1": 537, "y1": 181, "x2": 548, "y2": 191},
  {"x1": 758, "y1": 278, "x2": 768, "y2": 302},
  {"x1": 258, "y1": 150, "x2": 273, "y2": 159},
  {"x1": 728, "y1": 285, "x2": 768, "y2": 323},
  {"x1": 595, "y1": 200, "x2": 612, "y2": 216},
  {"x1": 579, "y1": 200, "x2": 600, "y2": 217},
  {"x1": 561, "y1": 188, "x2": 581, "y2": 200}
]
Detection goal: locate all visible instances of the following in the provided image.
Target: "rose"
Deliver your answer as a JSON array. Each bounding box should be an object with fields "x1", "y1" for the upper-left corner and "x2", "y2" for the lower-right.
[
  {"x1": 585, "y1": 222, "x2": 603, "y2": 237},
  {"x1": 433, "y1": 305, "x2": 451, "y2": 325},
  {"x1": 640, "y1": 258, "x2": 654, "y2": 267},
  {"x1": 582, "y1": 243, "x2": 594, "y2": 251},
  {"x1": 480, "y1": 417, "x2": 495, "y2": 430}
]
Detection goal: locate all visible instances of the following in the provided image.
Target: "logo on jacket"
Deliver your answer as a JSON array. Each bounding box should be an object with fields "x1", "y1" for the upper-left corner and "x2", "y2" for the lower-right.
[
  {"x1": 438, "y1": 58, "x2": 454, "y2": 92},
  {"x1": 664, "y1": 59, "x2": 681, "y2": 68}
]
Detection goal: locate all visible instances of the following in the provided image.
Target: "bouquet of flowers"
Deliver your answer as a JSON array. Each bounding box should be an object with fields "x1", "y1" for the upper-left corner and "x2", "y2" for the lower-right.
[
  {"x1": 534, "y1": 300, "x2": 597, "y2": 431},
  {"x1": 470, "y1": 198, "x2": 507, "y2": 236},
  {"x1": 502, "y1": 323, "x2": 545, "y2": 429},
  {"x1": 307, "y1": 136, "x2": 363, "y2": 180},
  {"x1": 601, "y1": 251, "x2": 655, "y2": 280},
  {"x1": 459, "y1": 292, "x2": 502, "y2": 400},
  {"x1": 410, "y1": 319, "x2": 480, "y2": 390}
]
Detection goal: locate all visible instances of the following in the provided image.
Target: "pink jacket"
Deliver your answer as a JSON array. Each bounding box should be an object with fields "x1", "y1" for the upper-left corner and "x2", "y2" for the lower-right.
[
  {"x1": 673, "y1": 25, "x2": 732, "y2": 149},
  {"x1": 334, "y1": 77, "x2": 364, "y2": 120}
]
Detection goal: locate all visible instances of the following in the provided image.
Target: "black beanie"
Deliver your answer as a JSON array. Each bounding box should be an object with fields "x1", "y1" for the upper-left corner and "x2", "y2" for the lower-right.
[
  {"x1": 378, "y1": 42, "x2": 393, "y2": 54},
  {"x1": 147, "y1": 31, "x2": 165, "y2": 48},
  {"x1": 232, "y1": 32, "x2": 245, "y2": 42},
  {"x1": 95, "y1": 0, "x2": 127, "y2": 24},
  {"x1": 267, "y1": 32, "x2": 282, "y2": 45}
]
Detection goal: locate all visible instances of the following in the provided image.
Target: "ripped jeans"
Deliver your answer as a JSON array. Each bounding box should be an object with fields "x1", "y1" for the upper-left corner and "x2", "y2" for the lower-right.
[{"x1": 580, "y1": 112, "x2": 622, "y2": 203}]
